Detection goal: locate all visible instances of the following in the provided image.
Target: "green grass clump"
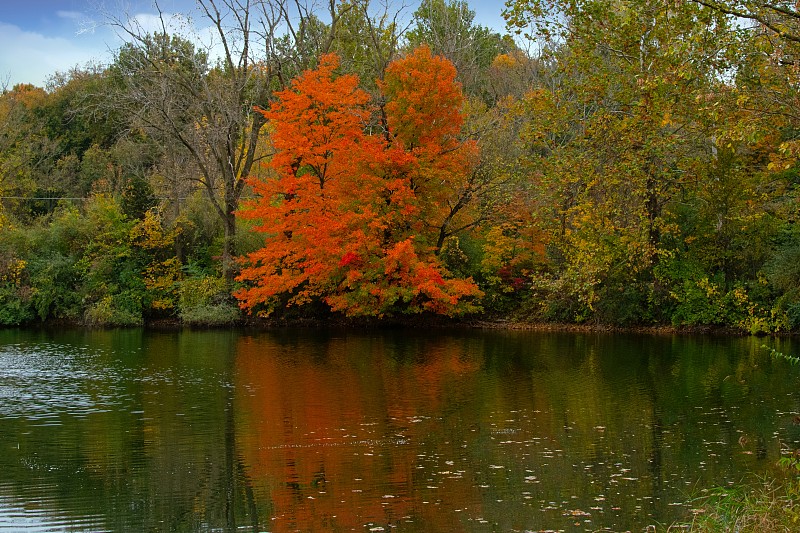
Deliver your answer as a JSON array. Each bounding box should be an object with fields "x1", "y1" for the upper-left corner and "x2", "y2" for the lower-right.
[{"x1": 680, "y1": 478, "x2": 800, "y2": 532}]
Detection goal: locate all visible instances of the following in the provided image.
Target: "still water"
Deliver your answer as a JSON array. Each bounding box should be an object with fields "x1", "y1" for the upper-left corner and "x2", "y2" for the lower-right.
[{"x1": 0, "y1": 328, "x2": 798, "y2": 532}]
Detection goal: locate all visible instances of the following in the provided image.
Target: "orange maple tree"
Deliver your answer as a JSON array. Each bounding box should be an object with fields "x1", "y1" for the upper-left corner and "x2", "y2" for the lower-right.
[
  {"x1": 381, "y1": 46, "x2": 482, "y2": 251},
  {"x1": 235, "y1": 49, "x2": 482, "y2": 317}
]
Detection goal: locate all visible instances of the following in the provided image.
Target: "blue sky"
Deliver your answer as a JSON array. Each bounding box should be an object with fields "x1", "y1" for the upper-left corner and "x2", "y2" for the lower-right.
[{"x1": 0, "y1": 0, "x2": 511, "y2": 89}]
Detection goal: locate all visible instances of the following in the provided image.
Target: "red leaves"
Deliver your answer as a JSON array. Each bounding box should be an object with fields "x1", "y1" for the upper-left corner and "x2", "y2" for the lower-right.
[
  {"x1": 338, "y1": 252, "x2": 361, "y2": 268},
  {"x1": 235, "y1": 48, "x2": 482, "y2": 317}
]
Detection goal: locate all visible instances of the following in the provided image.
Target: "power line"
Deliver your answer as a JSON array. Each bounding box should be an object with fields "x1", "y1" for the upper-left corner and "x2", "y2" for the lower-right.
[
  {"x1": 0, "y1": 196, "x2": 189, "y2": 201},
  {"x1": 1, "y1": 196, "x2": 88, "y2": 200},
  {"x1": 0, "y1": 196, "x2": 259, "y2": 201}
]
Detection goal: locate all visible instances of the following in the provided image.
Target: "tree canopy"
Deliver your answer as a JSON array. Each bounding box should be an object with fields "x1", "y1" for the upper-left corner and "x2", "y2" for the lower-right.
[
  {"x1": 2, "y1": 0, "x2": 800, "y2": 330},
  {"x1": 235, "y1": 50, "x2": 482, "y2": 317}
]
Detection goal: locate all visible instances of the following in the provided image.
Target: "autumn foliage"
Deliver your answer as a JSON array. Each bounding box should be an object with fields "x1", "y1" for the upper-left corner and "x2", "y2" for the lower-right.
[{"x1": 235, "y1": 48, "x2": 482, "y2": 317}]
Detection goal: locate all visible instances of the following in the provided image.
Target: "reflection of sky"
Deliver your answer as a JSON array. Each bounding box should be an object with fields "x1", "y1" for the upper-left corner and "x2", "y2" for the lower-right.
[
  {"x1": 0, "y1": 0, "x2": 512, "y2": 88},
  {"x1": 0, "y1": 489, "x2": 106, "y2": 532}
]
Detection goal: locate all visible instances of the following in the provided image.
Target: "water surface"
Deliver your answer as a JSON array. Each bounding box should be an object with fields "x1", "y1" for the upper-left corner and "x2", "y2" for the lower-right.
[{"x1": 0, "y1": 328, "x2": 798, "y2": 532}]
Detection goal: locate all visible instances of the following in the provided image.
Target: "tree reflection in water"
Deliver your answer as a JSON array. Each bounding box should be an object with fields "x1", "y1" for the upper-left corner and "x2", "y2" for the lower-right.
[{"x1": 0, "y1": 329, "x2": 797, "y2": 532}]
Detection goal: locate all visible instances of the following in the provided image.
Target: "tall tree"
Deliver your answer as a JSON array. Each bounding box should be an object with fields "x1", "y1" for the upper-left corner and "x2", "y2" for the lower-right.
[
  {"x1": 329, "y1": 0, "x2": 408, "y2": 92},
  {"x1": 236, "y1": 51, "x2": 482, "y2": 317},
  {"x1": 0, "y1": 84, "x2": 59, "y2": 223},
  {"x1": 503, "y1": 0, "x2": 746, "y2": 321},
  {"x1": 682, "y1": 0, "x2": 800, "y2": 327},
  {"x1": 406, "y1": 0, "x2": 507, "y2": 98},
  {"x1": 380, "y1": 45, "x2": 482, "y2": 251},
  {"x1": 105, "y1": 0, "x2": 344, "y2": 280}
]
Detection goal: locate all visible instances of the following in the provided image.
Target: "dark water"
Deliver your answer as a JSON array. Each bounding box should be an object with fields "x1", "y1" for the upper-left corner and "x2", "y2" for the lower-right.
[{"x1": 0, "y1": 328, "x2": 799, "y2": 532}]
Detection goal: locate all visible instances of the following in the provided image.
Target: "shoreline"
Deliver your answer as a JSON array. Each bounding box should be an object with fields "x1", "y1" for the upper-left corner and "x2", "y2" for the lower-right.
[{"x1": 14, "y1": 315, "x2": 762, "y2": 337}]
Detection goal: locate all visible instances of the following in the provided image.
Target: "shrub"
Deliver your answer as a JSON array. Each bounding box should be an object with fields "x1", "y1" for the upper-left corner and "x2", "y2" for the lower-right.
[
  {"x1": 0, "y1": 284, "x2": 34, "y2": 325},
  {"x1": 84, "y1": 294, "x2": 144, "y2": 327},
  {"x1": 178, "y1": 275, "x2": 240, "y2": 326},
  {"x1": 178, "y1": 303, "x2": 240, "y2": 327}
]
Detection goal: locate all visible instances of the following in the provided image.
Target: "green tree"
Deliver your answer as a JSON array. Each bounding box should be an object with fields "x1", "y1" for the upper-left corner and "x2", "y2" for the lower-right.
[
  {"x1": 0, "y1": 84, "x2": 57, "y2": 223},
  {"x1": 329, "y1": 0, "x2": 404, "y2": 92},
  {"x1": 504, "y1": 0, "x2": 746, "y2": 323},
  {"x1": 406, "y1": 0, "x2": 508, "y2": 99}
]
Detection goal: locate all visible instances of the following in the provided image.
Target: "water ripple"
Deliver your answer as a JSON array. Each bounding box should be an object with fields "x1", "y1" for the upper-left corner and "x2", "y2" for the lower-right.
[{"x1": 0, "y1": 344, "x2": 127, "y2": 421}]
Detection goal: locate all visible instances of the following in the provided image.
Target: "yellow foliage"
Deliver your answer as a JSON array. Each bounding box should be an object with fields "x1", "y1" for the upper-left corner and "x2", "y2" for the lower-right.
[
  {"x1": 130, "y1": 210, "x2": 181, "y2": 250},
  {"x1": 492, "y1": 53, "x2": 518, "y2": 69},
  {"x1": 481, "y1": 224, "x2": 520, "y2": 273},
  {"x1": 129, "y1": 211, "x2": 183, "y2": 312},
  {"x1": 767, "y1": 140, "x2": 800, "y2": 172},
  {"x1": 696, "y1": 277, "x2": 718, "y2": 298},
  {"x1": 0, "y1": 258, "x2": 26, "y2": 284},
  {"x1": 731, "y1": 286, "x2": 748, "y2": 306},
  {"x1": 144, "y1": 257, "x2": 183, "y2": 311}
]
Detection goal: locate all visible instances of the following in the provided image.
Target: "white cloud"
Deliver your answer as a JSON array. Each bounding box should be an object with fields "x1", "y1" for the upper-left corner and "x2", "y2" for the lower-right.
[
  {"x1": 57, "y1": 10, "x2": 83, "y2": 21},
  {"x1": 0, "y1": 22, "x2": 110, "y2": 88},
  {"x1": 0, "y1": 9, "x2": 227, "y2": 89}
]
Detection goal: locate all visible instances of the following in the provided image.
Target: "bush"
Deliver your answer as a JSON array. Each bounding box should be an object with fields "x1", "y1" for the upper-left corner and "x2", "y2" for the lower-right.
[
  {"x1": 27, "y1": 252, "x2": 84, "y2": 321},
  {"x1": 178, "y1": 303, "x2": 240, "y2": 327},
  {"x1": 0, "y1": 284, "x2": 34, "y2": 325},
  {"x1": 84, "y1": 295, "x2": 144, "y2": 327},
  {"x1": 178, "y1": 275, "x2": 240, "y2": 326},
  {"x1": 594, "y1": 280, "x2": 653, "y2": 326}
]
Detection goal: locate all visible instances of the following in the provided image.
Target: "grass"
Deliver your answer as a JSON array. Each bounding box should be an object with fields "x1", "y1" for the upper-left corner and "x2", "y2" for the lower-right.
[{"x1": 676, "y1": 476, "x2": 800, "y2": 532}]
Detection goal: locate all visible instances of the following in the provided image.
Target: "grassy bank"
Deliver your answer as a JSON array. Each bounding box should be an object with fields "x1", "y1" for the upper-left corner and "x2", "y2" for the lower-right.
[{"x1": 675, "y1": 476, "x2": 800, "y2": 532}]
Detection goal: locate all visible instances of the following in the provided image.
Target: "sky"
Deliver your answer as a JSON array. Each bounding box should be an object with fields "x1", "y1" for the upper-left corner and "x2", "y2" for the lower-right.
[{"x1": 0, "y1": 0, "x2": 512, "y2": 89}]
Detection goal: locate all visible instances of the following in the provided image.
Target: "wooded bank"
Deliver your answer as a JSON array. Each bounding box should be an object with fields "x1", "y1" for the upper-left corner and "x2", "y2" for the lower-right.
[{"x1": 2, "y1": 0, "x2": 800, "y2": 334}]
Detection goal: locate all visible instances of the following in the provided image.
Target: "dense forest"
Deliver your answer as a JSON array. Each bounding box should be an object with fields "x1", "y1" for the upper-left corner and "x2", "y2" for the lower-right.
[{"x1": 1, "y1": 0, "x2": 799, "y2": 332}]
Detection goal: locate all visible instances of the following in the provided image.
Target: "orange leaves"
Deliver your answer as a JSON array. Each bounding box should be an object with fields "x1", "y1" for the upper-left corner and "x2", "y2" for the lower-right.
[
  {"x1": 236, "y1": 49, "x2": 482, "y2": 317},
  {"x1": 382, "y1": 239, "x2": 481, "y2": 314},
  {"x1": 381, "y1": 46, "x2": 479, "y2": 195},
  {"x1": 263, "y1": 54, "x2": 379, "y2": 190},
  {"x1": 382, "y1": 46, "x2": 463, "y2": 150},
  {"x1": 379, "y1": 46, "x2": 480, "y2": 243}
]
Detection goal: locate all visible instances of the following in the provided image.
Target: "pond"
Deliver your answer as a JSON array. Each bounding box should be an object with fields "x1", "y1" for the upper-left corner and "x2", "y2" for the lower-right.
[{"x1": 0, "y1": 328, "x2": 798, "y2": 532}]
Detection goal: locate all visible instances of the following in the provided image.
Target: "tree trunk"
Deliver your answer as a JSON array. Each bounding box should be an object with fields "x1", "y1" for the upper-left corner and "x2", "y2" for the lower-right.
[{"x1": 223, "y1": 182, "x2": 238, "y2": 282}]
